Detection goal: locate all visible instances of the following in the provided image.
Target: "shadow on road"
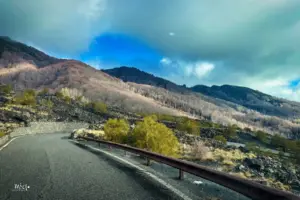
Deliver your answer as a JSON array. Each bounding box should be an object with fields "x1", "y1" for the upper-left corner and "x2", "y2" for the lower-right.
[
  {"x1": 61, "y1": 136, "x2": 70, "y2": 140},
  {"x1": 69, "y1": 140, "x2": 182, "y2": 200}
]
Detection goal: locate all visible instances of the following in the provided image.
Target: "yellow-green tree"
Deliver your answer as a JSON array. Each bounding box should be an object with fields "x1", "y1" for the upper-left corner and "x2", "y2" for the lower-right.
[
  {"x1": 14, "y1": 89, "x2": 37, "y2": 106},
  {"x1": 104, "y1": 118, "x2": 130, "y2": 143},
  {"x1": 133, "y1": 115, "x2": 180, "y2": 157},
  {"x1": 90, "y1": 101, "x2": 107, "y2": 114}
]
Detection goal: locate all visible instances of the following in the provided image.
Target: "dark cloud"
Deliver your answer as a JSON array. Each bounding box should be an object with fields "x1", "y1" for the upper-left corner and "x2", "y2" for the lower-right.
[{"x1": 0, "y1": 0, "x2": 107, "y2": 55}]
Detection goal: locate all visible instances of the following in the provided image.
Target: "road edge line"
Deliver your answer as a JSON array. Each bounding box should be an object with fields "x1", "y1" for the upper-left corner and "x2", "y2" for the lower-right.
[{"x1": 78, "y1": 141, "x2": 192, "y2": 200}]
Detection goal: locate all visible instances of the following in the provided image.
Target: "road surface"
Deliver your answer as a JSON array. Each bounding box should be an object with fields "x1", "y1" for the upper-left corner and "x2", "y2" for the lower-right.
[{"x1": 0, "y1": 133, "x2": 180, "y2": 200}]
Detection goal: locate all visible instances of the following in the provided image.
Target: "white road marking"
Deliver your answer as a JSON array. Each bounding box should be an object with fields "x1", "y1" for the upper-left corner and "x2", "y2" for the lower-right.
[
  {"x1": 82, "y1": 143, "x2": 192, "y2": 200},
  {"x1": 0, "y1": 137, "x2": 19, "y2": 151},
  {"x1": 0, "y1": 134, "x2": 30, "y2": 151},
  {"x1": 193, "y1": 180, "x2": 203, "y2": 185}
]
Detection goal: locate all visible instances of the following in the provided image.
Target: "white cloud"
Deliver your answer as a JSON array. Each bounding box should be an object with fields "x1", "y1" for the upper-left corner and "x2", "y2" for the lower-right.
[
  {"x1": 160, "y1": 57, "x2": 215, "y2": 81},
  {"x1": 194, "y1": 62, "x2": 215, "y2": 78},
  {"x1": 241, "y1": 77, "x2": 300, "y2": 101},
  {"x1": 160, "y1": 57, "x2": 172, "y2": 65}
]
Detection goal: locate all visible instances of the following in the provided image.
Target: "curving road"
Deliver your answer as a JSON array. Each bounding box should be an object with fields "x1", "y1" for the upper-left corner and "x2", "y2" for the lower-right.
[{"x1": 0, "y1": 134, "x2": 180, "y2": 200}]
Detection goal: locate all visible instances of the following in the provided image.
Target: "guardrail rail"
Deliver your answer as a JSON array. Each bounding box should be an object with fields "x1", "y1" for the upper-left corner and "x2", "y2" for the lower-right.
[{"x1": 78, "y1": 136, "x2": 300, "y2": 200}]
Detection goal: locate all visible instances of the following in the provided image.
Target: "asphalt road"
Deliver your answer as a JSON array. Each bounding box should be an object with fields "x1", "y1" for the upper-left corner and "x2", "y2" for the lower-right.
[{"x1": 0, "y1": 134, "x2": 180, "y2": 200}]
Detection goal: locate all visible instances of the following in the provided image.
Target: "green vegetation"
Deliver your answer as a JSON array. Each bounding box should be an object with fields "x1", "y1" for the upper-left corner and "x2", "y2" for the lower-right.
[
  {"x1": 104, "y1": 118, "x2": 130, "y2": 143},
  {"x1": 154, "y1": 113, "x2": 177, "y2": 122},
  {"x1": 245, "y1": 142, "x2": 282, "y2": 158},
  {"x1": 75, "y1": 95, "x2": 83, "y2": 102},
  {"x1": 14, "y1": 89, "x2": 37, "y2": 106},
  {"x1": 0, "y1": 84, "x2": 12, "y2": 95},
  {"x1": 55, "y1": 91, "x2": 64, "y2": 99},
  {"x1": 213, "y1": 135, "x2": 227, "y2": 144},
  {"x1": 177, "y1": 117, "x2": 200, "y2": 135},
  {"x1": 0, "y1": 131, "x2": 6, "y2": 137},
  {"x1": 90, "y1": 101, "x2": 107, "y2": 114},
  {"x1": 63, "y1": 96, "x2": 71, "y2": 104},
  {"x1": 271, "y1": 134, "x2": 287, "y2": 151},
  {"x1": 132, "y1": 115, "x2": 180, "y2": 157},
  {"x1": 38, "y1": 88, "x2": 49, "y2": 96},
  {"x1": 40, "y1": 99, "x2": 54, "y2": 109},
  {"x1": 245, "y1": 142, "x2": 260, "y2": 152},
  {"x1": 224, "y1": 125, "x2": 237, "y2": 138},
  {"x1": 255, "y1": 130, "x2": 268, "y2": 143}
]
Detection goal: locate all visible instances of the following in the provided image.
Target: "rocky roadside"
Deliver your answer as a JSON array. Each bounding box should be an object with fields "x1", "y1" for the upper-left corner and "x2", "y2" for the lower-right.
[{"x1": 173, "y1": 129, "x2": 300, "y2": 194}]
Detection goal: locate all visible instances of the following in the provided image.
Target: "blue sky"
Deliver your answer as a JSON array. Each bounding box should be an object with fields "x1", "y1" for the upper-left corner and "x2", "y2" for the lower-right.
[
  {"x1": 79, "y1": 33, "x2": 164, "y2": 74},
  {"x1": 1, "y1": 0, "x2": 300, "y2": 101}
]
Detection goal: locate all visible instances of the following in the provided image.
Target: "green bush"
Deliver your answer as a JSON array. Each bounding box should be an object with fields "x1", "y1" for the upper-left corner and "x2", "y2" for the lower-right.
[
  {"x1": 75, "y1": 95, "x2": 83, "y2": 102},
  {"x1": 133, "y1": 115, "x2": 179, "y2": 157},
  {"x1": 0, "y1": 84, "x2": 12, "y2": 95},
  {"x1": 224, "y1": 125, "x2": 237, "y2": 138},
  {"x1": 0, "y1": 131, "x2": 6, "y2": 137},
  {"x1": 63, "y1": 96, "x2": 71, "y2": 104},
  {"x1": 90, "y1": 101, "x2": 107, "y2": 114},
  {"x1": 199, "y1": 120, "x2": 214, "y2": 128},
  {"x1": 176, "y1": 118, "x2": 200, "y2": 135},
  {"x1": 104, "y1": 118, "x2": 130, "y2": 143},
  {"x1": 14, "y1": 89, "x2": 37, "y2": 106},
  {"x1": 24, "y1": 89, "x2": 36, "y2": 97},
  {"x1": 55, "y1": 91, "x2": 64, "y2": 99},
  {"x1": 155, "y1": 114, "x2": 177, "y2": 122},
  {"x1": 213, "y1": 135, "x2": 227, "y2": 144},
  {"x1": 38, "y1": 88, "x2": 49, "y2": 96},
  {"x1": 40, "y1": 99, "x2": 54, "y2": 109},
  {"x1": 255, "y1": 130, "x2": 268, "y2": 143}
]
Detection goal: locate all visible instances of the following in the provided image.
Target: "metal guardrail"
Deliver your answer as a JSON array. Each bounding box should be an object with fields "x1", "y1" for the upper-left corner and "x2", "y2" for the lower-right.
[{"x1": 78, "y1": 136, "x2": 300, "y2": 200}]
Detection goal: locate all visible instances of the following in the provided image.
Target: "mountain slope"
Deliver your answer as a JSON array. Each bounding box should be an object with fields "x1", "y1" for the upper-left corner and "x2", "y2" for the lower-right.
[
  {"x1": 103, "y1": 67, "x2": 189, "y2": 94},
  {"x1": 104, "y1": 66, "x2": 300, "y2": 118},
  {"x1": 0, "y1": 36, "x2": 60, "y2": 68},
  {"x1": 0, "y1": 37, "x2": 191, "y2": 116},
  {"x1": 190, "y1": 85, "x2": 300, "y2": 118}
]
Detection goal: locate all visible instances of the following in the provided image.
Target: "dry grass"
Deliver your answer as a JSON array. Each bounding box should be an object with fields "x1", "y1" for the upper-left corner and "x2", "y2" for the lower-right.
[
  {"x1": 260, "y1": 178, "x2": 291, "y2": 191},
  {"x1": 75, "y1": 128, "x2": 105, "y2": 138},
  {"x1": 212, "y1": 149, "x2": 256, "y2": 161},
  {"x1": 210, "y1": 149, "x2": 256, "y2": 167},
  {"x1": 230, "y1": 171, "x2": 253, "y2": 179},
  {"x1": 190, "y1": 141, "x2": 212, "y2": 161},
  {"x1": 60, "y1": 87, "x2": 90, "y2": 104},
  {"x1": 6, "y1": 104, "x2": 37, "y2": 113},
  {"x1": 230, "y1": 172, "x2": 290, "y2": 191},
  {"x1": 0, "y1": 107, "x2": 22, "y2": 114}
]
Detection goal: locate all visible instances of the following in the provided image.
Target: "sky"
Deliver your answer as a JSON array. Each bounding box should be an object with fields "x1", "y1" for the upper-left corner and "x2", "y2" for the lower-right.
[{"x1": 1, "y1": 0, "x2": 300, "y2": 101}]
